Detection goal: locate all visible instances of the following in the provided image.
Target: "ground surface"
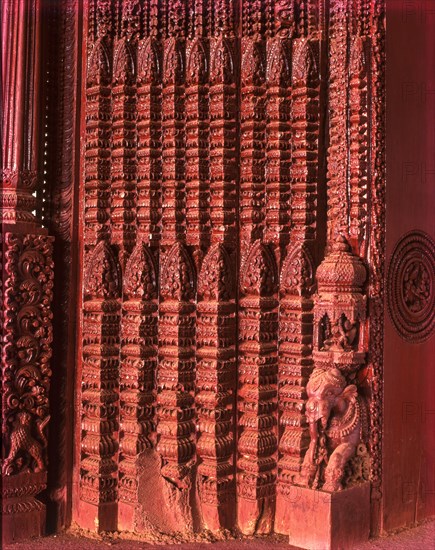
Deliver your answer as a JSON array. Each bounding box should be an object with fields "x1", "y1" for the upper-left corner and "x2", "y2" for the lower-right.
[{"x1": 5, "y1": 520, "x2": 434, "y2": 549}]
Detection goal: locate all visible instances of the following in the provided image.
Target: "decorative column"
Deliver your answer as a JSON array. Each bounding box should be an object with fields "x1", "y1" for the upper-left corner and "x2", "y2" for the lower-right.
[
  {"x1": 237, "y1": 241, "x2": 279, "y2": 535},
  {"x1": 118, "y1": 243, "x2": 158, "y2": 530},
  {"x1": 156, "y1": 243, "x2": 197, "y2": 529},
  {"x1": 239, "y1": 6, "x2": 266, "y2": 253},
  {"x1": 1, "y1": 0, "x2": 54, "y2": 544},
  {"x1": 196, "y1": 244, "x2": 236, "y2": 529},
  {"x1": 185, "y1": 2, "x2": 210, "y2": 263},
  {"x1": 79, "y1": 242, "x2": 121, "y2": 531},
  {"x1": 110, "y1": 2, "x2": 139, "y2": 264}
]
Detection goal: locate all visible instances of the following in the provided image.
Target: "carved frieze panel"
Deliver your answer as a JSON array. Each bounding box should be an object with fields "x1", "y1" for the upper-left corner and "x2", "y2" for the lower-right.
[{"x1": 75, "y1": 0, "x2": 386, "y2": 540}]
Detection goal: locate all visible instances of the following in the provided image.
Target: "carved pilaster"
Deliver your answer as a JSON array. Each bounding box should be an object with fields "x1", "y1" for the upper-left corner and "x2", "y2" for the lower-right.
[
  {"x1": 84, "y1": 1, "x2": 114, "y2": 247},
  {"x1": 237, "y1": 241, "x2": 278, "y2": 535},
  {"x1": 157, "y1": 243, "x2": 197, "y2": 527},
  {"x1": 209, "y1": 31, "x2": 237, "y2": 249},
  {"x1": 264, "y1": 35, "x2": 292, "y2": 255},
  {"x1": 240, "y1": 33, "x2": 266, "y2": 251},
  {"x1": 79, "y1": 241, "x2": 121, "y2": 530},
  {"x1": 327, "y1": 1, "x2": 350, "y2": 242},
  {"x1": 196, "y1": 244, "x2": 236, "y2": 529},
  {"x1": 185, "y1": 32, "x2": 210, "y2": 262},
  {"x1": 136, "y1": 34, "x2": 162, "y2": 248},
  {"x1": 161, "y1": 4, "x2": 187, "y2": 248},
  {"x1": 349, "y1": 36, "x2": 369, "y2": 253},
  {"x1": 118, "y1": 242, "x2": 158, "y2": 529},
  {"x1": 1, "y1": 0, "x2": 54, "y2": 543},
  {"x1": 111, "y1": 34, "x2": 137, "y2": 262}
]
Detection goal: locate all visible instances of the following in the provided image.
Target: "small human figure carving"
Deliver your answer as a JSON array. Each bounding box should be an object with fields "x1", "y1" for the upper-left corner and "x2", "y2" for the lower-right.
[
  {"x1": 298, "y1": 367, "x2": 364, "y2": 492},
  {"x1": 2, "y1": 411, "x2": 49, "y2": 475},
  {"x1": 322, "y1": 315, "x2": 357, "y2": 351}
]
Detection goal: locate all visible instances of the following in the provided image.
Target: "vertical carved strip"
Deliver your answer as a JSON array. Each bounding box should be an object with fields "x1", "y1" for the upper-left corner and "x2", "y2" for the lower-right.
[
  {"x1": 118, "y1": 242, "x2": 158, "y2": 529},
  {"x1": 327, "y1": 1, "x2": 349, "y2": 241},
  {"x1": 79, "y1": 242, "x2": 121, "y2": 531},
  {"x1": 111, "y1": 33, "x2": 137, "y2": 262},
  {"x1": 237, "y1": 241, "x2": 278, "y2": 535},
  {"x1": 264, "y1": 34, "x2": 292, "y2": 257},
  {"x1": 349, "y1": 36, "x2": 369, "y2": 254},
  {"x1": 368, "y1": 1, "x2": 386, "y2": 535},
  {"x1": 209, "y1": 32, "x2": 237, "y2": 248},
  {"x1": 276, "y1": 245, "x2": 314, "y2": 531},
  {"x1": 161, "y1": 2, "x2": 187, "y2": 247},
  {"x1": 136, "y1": 33, "x2": 162, "y2": 248},
  {"x1": 2, "y1": 234, "x2": 54, "y2": 539},
  {"x1": 196, "y1": 244, "x2": 236, "y2": 529},
  {"x1": 1, "y1": 0, "x2": 54, "y2": 543},
  {"x1": 84, "y1": 2, "x2": 113, "y2": 247},
  {"x1": 274, "y1": 11, "x2": 323, "y2": 532},
  {"x1": 239, "y1": 28, "x2": 266, "y2": 253},
  {"x1": 157, "y1": 243, "x2": 197, "y2": 526},
  {"x1": 185, "y1": 32, "x2": 210, "y2": 263}
]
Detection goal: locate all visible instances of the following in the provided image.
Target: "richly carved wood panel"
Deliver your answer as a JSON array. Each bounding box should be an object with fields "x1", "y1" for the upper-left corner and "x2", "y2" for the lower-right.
[{"x1": 75, "y1": 0, "x2": 386, "y2": 541}]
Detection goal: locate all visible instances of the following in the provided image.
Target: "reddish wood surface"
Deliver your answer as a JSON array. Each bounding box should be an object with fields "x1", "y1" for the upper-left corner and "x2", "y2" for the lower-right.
[
  {"x1": 383, "y1": 0, "x2": 435, "y2": 531},
  {"x1": 2, "y1": 0, "x2": 433, "y2": 549}
]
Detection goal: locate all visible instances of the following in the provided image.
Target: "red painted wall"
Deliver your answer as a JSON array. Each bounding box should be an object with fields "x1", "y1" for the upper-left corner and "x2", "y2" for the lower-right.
[{"x1": 384, "y1": 0, "x2": 435, "y2": 531}]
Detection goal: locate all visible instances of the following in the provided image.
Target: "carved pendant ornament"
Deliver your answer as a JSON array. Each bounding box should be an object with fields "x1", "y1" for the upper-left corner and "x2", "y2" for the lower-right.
[{"x1": 75, "y1": 0, "x2": 386, "y2": 539}]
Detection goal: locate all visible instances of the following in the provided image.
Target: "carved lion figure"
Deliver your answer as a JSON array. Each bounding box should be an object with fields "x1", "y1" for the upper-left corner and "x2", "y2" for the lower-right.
[
  {"x1": 2, "y1": 411, "x2": 49, "y2": 475},
  {"x1": 298, "y1": 367, "x2": 366, "y2": 492}
]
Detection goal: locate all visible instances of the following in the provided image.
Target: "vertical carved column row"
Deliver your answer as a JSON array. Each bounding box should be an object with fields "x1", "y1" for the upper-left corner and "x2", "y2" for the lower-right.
[
  {"x1": 84, "y1": 2, "x2": 113, "y2": 248},
  {"x1": 118, "y1": 243, "x2": 158, "y2": 529},
  {"x1": 136, "y1": 32, "x2": 162, "y2": 248},
  {"x1": 79, "y1": 1, "x2": 120, "y2": 531},
  {"x1": 208, "y1": 7, "x2": 237, "y2": 249},
  {"x1": 196, "y1": 244, "x2": 236, "y2": 529},
  {"x1": 194, "y1": 1, "x2": 239, "y2": 531},
  {"x1": 367, "y1": 2, "x2": 386, "y2": 535},
  {"x1": 157, "y1": 243, "x2": 197, "y2": 526},
  {"x1": 237, "y1": 242, "x2": 279, "y2": 535},
  {"x1": 264, "y1": 31, "x2": 292, "y2": 256},
  {"x1": 111, "y1": 16, "x2": 138, "y2": 262},
  {"x1": 80, "y1": 242, "x2": 121, "y2": 530},
  {"x1": 239, "y1": 13, "x2": 266, "y2": 252},
  {"x1": 185, "y1": 10, "x2": 210, "y2": 262},
  {"x1": 348, "y1": 34, "x2": 369, "y2": 254},
  {"x1": 161, "y1": 2, "x2": 187, "y2": 247},
  {"x1": 276, "y1": 36, "x2": 322, "y2": 528},
  {"x1": 327, "y1": 1, "x2": 349, "y2": 241},
  {"x1": 1, "y1": 0, "x2": 54, "y2": 543}
]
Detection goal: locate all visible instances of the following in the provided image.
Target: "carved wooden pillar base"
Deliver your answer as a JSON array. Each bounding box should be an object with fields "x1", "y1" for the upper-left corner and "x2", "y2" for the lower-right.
[
  {"x1": 237, "y1": 493, "x2": 275, "y2": 536},
  {"x1": 284, "y1": 483, "x2": 370, "y2": 550},
  {"x1": 76, "y1": 501, "x2": 118, "y2": 533},
  {"x1": 1, "y1": 472, "x2": 47, "y2": 545}
]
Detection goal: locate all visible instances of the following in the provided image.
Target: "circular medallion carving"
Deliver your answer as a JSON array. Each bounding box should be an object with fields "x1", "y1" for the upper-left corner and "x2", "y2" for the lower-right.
[{"x1": 387, "y1": 231, "x2": 435, "y2": 343}]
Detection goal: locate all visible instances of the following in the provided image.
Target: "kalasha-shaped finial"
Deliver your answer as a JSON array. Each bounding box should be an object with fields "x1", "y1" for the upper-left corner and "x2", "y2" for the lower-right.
[{"x1": 313, "y1": 235, "x2": 368, "y2": 374}]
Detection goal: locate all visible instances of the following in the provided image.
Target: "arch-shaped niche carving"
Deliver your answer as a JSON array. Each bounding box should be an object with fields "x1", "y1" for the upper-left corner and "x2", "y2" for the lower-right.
[
  {"x1": 83, "y1": 241, "x2": 121, "y2": 300},
  {"x1": 240, "y1": 241, "x2": 278, "y2": 297},
  {"x1": 198, "y1": 243, "x2": 233, "y2": 302},
  {"x1": 123, "y1": 242, "x2": 157, "y2": 300}
]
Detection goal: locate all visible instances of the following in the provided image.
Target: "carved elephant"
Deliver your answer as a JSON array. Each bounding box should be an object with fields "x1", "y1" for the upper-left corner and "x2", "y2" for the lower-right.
[{"x1": 299, "y1": 367, "x2": 363, "y2": 492}]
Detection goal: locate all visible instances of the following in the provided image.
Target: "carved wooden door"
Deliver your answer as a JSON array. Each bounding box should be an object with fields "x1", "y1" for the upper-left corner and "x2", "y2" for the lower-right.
[{"x1": 75, "y1": 0, "x2": 385, "y2": 539}]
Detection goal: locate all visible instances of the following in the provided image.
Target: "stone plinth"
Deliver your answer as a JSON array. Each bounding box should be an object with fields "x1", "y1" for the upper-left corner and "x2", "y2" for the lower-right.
[{"x1": 285, "y1": 483, "x2": 370, "y2": 550}]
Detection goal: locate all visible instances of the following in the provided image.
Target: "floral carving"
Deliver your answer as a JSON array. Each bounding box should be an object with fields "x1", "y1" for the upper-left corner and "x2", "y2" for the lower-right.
[{"x1": 2, "y1": 234, "x2": 54, "y2": 477}]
